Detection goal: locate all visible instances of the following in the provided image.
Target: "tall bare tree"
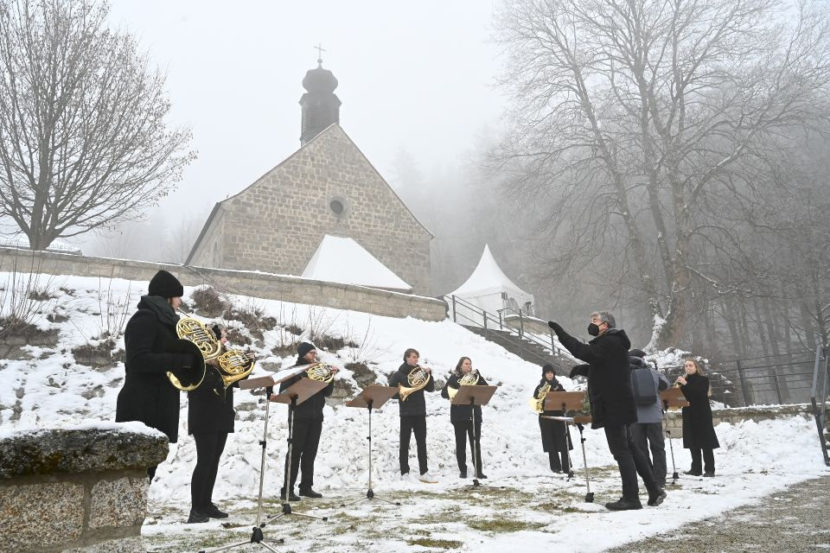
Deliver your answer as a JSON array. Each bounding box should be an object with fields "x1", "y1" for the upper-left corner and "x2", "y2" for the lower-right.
[
  {"x1": 0, "y1": 0, "x2": 195, "y2": 250},
  {"x1": 495, "y1": 0, "x2": 830, "y2": 347}
]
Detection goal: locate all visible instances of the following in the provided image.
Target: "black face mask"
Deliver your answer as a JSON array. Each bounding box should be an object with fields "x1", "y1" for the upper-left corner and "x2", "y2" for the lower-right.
[{"x1": 587, "y1": 323, "x2": 600, "y2": 336}]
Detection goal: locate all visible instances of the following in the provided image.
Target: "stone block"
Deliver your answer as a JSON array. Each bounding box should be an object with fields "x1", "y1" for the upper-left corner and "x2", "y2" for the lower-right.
[
  {"x1": 89, "y1": 477, "x2": 148, "y2": 529},
  {"x1": 0, "y1": 481, "x2": 84, "y2": 550}
]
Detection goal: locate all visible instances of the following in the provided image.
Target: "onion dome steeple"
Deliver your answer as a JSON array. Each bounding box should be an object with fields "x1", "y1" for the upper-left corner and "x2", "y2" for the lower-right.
[{"x1": 300, "y1": 46, "x2": 341, "y2": 145}]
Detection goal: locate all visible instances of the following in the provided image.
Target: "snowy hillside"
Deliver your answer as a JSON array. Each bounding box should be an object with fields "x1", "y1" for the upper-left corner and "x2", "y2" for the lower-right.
[{"x1": 1, "y1": 272, "x2": 827, "y2": 552}]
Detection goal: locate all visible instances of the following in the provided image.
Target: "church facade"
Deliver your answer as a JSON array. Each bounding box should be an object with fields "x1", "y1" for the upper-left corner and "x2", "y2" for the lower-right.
[{"x1": 186, "y1": 62, "x2": 432, "y2": 294}]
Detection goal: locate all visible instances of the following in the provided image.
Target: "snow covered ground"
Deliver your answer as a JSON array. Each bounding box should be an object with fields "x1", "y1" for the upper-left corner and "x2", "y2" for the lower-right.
[{"x1": 1, "y1": 272, "x2": 827, "y2": 552}]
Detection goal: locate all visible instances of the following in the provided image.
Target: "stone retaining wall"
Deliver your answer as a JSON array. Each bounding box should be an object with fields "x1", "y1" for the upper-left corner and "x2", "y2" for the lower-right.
[
  {"x1": 0, "y1": 247, "x2": 447, "y2": 321},
  {"x1": 664, "y1": 403, "x2": 827, "y2": 437},
  {"x1": 0, "y1": 426, "x2": 168, "y2": 553}
]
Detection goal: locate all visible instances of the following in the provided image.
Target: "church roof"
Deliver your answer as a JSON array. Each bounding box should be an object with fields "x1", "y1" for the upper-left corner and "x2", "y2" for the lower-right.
[
  {"x1": 449, "y1": 244, "x2": 530, "y2": 298},
  {"x1": 302, "y1": 234, "x2": 411, "y2": 291}
]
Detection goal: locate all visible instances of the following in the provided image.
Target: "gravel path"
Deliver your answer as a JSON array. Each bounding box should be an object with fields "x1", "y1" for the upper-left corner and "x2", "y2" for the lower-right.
[{"x1": 605, "y1": 474, "x2": 830, "y2": 552}]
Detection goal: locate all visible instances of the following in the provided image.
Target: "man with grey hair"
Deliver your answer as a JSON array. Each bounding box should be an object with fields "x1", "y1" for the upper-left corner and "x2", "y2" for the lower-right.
[{"x1": 549, "y1": 312, "x2": 665, "y2": 510}]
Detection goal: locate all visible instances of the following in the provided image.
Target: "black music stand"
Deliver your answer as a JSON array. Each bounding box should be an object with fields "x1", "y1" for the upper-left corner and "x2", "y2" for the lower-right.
[
  {"x1": 268, "y1": 378, "x2": 329, "y2": 522},
  {"x1": 452, "y1": 385, "x2": 498, "y2": 487},
  {"x1": 544, "y1": 391, "x2": 583, "y2": 480},
  {"x1": 197, "y1": 371, "x2": 300, "y2": 553},
  {"x1": 660, "y1": 387, "x2": 689, "y2": 485},
  {"x1": 544, "y1": 390, "x2": 594, "y2": 503},
  {"x1": 342, "y1": 384, "x2": 400, "y2": 506}
]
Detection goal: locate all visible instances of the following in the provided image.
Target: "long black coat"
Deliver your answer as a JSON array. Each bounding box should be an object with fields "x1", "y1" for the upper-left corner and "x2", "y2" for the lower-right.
[
  {"x1": 188, "y1": 369, "x2": 236, "y2": 435},
  {"x1": 440, "y1": 373, "x2": 489, "y2": 423},
  {"x1": 552, "y1": 326, "x2": 635, "y2": 429},
  {"x1": 279, "y1": 360, "x2": 334, "y2": 421},
  {"x1": 535, "y1": 378, "x2": 573, "y2": 452},
  {"x1": 115, "y1": 296, "x2": 193, "y2": 443},
  {"x1": 388, "y1": 363, "x2": 435, "y2": 417},
  {"x1": 680, "y1": 373, "x2": 720, "y2": 450}
]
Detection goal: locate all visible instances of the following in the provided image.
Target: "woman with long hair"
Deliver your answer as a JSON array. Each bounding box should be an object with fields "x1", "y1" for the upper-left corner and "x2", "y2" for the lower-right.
[
  {"x1": 676, "y1": 359, "x2": 720, "y2": 477},
  {"x1": 441, "y1": 356, "x2": 489, "y2": 479}
]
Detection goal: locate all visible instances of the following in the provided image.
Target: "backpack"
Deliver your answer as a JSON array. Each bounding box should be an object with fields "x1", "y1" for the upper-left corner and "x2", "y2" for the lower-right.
[{"x1": 630, "y1": 366, "x2": 658, "y2": 406}]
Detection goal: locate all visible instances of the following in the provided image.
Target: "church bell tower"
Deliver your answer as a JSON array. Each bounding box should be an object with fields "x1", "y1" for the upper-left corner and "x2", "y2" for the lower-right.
[{"x1": 299, "y1": 51, "x2": 341, "y2": 145}]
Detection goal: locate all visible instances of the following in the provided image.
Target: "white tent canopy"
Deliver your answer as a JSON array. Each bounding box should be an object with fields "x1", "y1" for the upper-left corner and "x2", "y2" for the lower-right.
[
  {"x1": 302, "y1": 234, "x2": 412, "y2": 292},
  {"x1": 447, "y1": 244, "x2": 534, "y2": 319}
]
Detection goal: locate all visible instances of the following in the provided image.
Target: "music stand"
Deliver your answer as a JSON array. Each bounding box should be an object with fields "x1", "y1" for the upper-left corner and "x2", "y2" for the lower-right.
[
  {"x1": 452, "y1": 385, "x2": 497, "y2": 487},
  {"x1": 660, "y1": 388, "x2": 689, "y2": 484},
  {"x1": 197, "y1": 371, "x2": 300, "y2": 553},
  {"x1": 342, "y1": 384, "x2": 400, "y2": 506},
  {"x1": 544, "y1": 391, "x2": 583, "y2": 479},
  {"x1": 268, "y1": 378, "x2": 329, "y2": 522}
]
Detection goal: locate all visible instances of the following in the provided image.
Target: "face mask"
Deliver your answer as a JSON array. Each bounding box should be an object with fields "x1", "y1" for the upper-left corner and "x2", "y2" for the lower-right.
[{"x1": 587, "y1": 323, "x2": 600, "y2": 336}]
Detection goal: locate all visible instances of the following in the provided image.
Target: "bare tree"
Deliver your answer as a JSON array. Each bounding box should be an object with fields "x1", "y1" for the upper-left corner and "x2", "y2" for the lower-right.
[
  {"x1": 0, "y1": 0, "x2": 195, "y2": 250},
  {"x1": 495, "y1": 0, "x2": 830, "y2": 348}
]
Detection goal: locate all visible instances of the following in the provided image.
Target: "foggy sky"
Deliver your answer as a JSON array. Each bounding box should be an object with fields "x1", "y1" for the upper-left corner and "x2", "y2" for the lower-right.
[{"x1": 99, "y1": 0, "x2": 505, "y2": 232}]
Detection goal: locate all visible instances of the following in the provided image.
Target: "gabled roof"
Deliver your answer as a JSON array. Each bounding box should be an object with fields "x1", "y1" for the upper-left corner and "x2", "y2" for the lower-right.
[
  {"x1": 185, "y1": 123, "x2": 432, "y2": 265},
  {"x1": 449, "y1": 244, "x2": 531, "y2": 298},
  {"x1": 302, "y1": 234, "x2": 411, "y2": 291}
]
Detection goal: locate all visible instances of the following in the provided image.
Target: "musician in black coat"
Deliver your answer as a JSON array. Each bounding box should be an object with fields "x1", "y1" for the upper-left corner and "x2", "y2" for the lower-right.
[
  {"x1": 676, "y1": 358, "x2": 720, "y2": 477},
  {"x1": 534, "y1": 364, "x2": 573, "y2": 474},
  {"x1": 186, "y1": 327, "x2": 237, "y2": 524},
  {"x1": 388, "y1": 348, "x2": 436, "y2": 482},
  {"x1": 115, "y1": 270, "x2": 197, "y2": 481},
  {"x1": 440, "y1": 357, "x2": 489, "y2": 479},
  {"x1": 550, "y1": 311, "x2": 663, "y2": 511},
  {"x1": 277, "y1": 342, "x2": 337, "y2": 500}
]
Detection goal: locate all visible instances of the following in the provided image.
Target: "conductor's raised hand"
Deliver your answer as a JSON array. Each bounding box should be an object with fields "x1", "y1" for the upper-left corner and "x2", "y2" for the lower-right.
[{"x1": 548, "y1": 321, "x2": 564, "y2": 334}]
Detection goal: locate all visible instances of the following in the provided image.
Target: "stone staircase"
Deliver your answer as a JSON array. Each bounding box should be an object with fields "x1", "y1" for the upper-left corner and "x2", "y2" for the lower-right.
[{"x1": 462, "y1": 325, "x2": 573, "y2": 374}]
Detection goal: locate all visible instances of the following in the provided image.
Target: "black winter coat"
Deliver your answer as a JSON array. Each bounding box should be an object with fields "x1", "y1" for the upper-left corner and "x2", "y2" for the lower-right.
[
  {"x1": 388, "y1": 363, "x2": 435, "y2": 417},
  {"x1": 680, "y1": 373, "x2": 720, "y2": 450},
  {"x1": 188, "y1": 369, "x2": 236, "y2": 435},
  {"x1": 552, "y1": 326, "x2": 636, "y2": 429},
  {"x1": 440, "y1": 373, "x2": 489, "y2": 423},
  {"x1": 279, "y1": 360, "x2": 334, "y2": 421},
  {"x1": 115, "y1": 296, "x2": 194, "y2": 443},
  {"x1": 535, "y1": 377, "x2": 573, "y2": 452}
]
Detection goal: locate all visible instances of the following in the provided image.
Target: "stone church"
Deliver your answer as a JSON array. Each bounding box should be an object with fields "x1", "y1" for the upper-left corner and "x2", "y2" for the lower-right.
[{"x1": 186, "y1": 61, "x2": 432, "y2": 294}]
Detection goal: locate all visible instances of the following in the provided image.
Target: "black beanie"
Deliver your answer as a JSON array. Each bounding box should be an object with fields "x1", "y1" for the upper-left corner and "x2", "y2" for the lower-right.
[
  {"x1": 297, "y1": 342, "x2": 316, "y2": 358},
  {"x1": 629, "y1": 348, "x2": 647, "y2": 358},
  {"x1": 148, "y1": 270, "x2": 183, "y2": 299},
  {"x1": 542, "y1": 363, "x2": 556, "y2": 376}
]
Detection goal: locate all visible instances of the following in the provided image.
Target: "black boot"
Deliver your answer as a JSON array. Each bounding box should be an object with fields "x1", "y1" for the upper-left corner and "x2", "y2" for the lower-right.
[
  {"x1": 298, "y1": 486, "x2": 323, "y2": 498},
  {"x1": 605, "y1": 497, "x2": 643, "y2": 511},
  {"x1": 203, "y1": 503, "x2": 229, "y2": 518},
  {"x1": 647, "y1": 488, "x2": 667, "y2": 507},
  {"x1": 187, "y1": 508, "x2": 209, "y2": 523},
  {"x1": 279, "y1": 487, "x2": 301, "y2": 501}
]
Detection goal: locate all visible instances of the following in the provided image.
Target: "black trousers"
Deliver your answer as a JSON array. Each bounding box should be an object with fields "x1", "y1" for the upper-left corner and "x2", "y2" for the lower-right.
[
  {"x1": 548, "y1": 450, "x2": 571, "y2": 473},
  {"x1": 629, "y1": 422, "x2": 667, "y2": 486},
  {"x1": 400, "y1": 415, "x2": 428, "y2": 475},
  {"x1": 191, "y1": 432, "x2": 228, "y2": 510},
  {"x1": 284, "y1": 418, "x2": 323, "y2": 491},
  {"x1": 604, "y1": 424, "x2": 660, "y2": 502},
  {"x1": 690, "y1": 447, "x2": 715, "y2": 474},
  {"x1": 452, "y1": 419, "x2": 482, "y2": 475}
]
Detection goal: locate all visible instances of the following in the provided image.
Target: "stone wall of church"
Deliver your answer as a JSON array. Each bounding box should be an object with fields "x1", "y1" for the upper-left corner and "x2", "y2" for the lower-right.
[{"x1": 191, "y1": 125, "x2": 432, "y2": 294}]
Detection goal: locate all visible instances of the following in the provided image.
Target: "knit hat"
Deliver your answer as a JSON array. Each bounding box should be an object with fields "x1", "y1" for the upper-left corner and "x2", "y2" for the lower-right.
[
  {"x1": 542, "y1": 363, "x2": 556, "y2": 376},
  {"x1": 297, "y1": 341, "x2": 316, "y2": 358},
  {"x1": 629, "y1": 348, "x2": 647, "y2": 358},
  {"x1": 148, "y1": 270, "x2": 183, "y2": 299}
]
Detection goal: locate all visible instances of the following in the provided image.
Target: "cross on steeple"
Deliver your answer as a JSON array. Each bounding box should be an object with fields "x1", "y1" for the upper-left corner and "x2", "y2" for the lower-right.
[{"x1": 315, "y1": 43, "x2": 326, "y2": 67}]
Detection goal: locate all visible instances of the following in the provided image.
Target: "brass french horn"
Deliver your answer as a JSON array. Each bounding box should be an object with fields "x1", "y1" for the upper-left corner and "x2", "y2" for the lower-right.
[
  {"x1": 399, "y1": 365, "x2": 430, "y2": 401},
  {"x1": 447, "y1": 370, "x2": 480, "y2": 400},
  {"x1": 168, "y1": 316, "x2": 255, "y2": 393},
  {"x1": 529, "y1": 381, "x2": 551, "y2": 414},
  {"x1": 305, "y1": 362, "x2": 336, "y2": 384}
]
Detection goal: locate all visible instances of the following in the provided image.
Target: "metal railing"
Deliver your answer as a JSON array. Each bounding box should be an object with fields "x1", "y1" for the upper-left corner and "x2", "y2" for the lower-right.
[
  {"x1": 448, "y1": 295, "x2": 564, "y2": 362},
  {"x1": 810, "y1": 346, "x2": 829, "y2": 466}
]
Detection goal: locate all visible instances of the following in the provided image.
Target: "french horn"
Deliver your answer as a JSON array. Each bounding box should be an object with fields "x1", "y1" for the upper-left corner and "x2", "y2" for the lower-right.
[
  {"x1": 168, "y1": 316, "x2": 255, "y2": 393},
  {"x1": 306, "y1": 362, "x2": 336, "y2": 384},
  {"x1": 399, "y1": 365, "x2": 430, "y2": 401},
  {"x1": 529, "y1": 381, "x2": 552, "y2": 414},
  {"x1": 447, "y1": 370, "x2": 480, "y2": 400}
]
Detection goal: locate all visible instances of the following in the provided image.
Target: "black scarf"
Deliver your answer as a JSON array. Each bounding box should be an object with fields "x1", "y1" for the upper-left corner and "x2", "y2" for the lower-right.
[{"x1": 139, "y1": 295, "x2": 180, "y2": 327}]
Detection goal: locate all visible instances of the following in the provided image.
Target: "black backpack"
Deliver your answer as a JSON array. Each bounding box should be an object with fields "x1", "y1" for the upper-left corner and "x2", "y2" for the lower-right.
[{"x1": 630, "y1": 366, "x2": 658, "y2": 406}]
